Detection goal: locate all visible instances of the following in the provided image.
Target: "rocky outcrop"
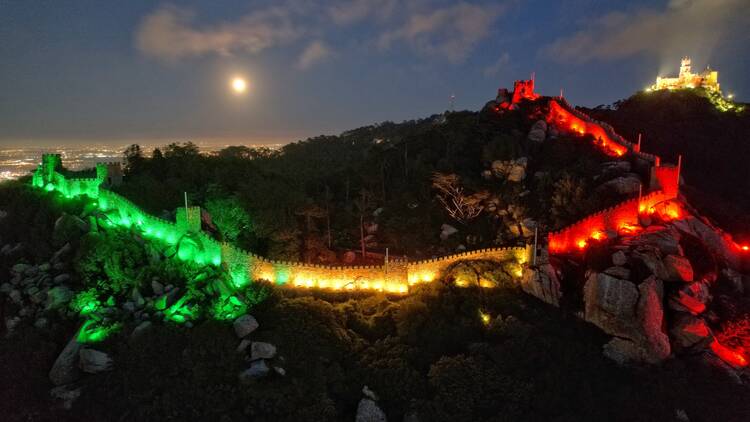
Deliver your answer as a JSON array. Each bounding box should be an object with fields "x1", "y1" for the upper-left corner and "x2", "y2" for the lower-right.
[
  {"x1": 520, "y1": 264, "x2": 561, "y2": 306},
  {"x1": 356, "y1": 390, "x2": 387, "y2": 422},
  {"x1": 600, "y1": 174, "x2": 642, "y2": 195},
  {"x1": 238, "y1": 360, "x2": 270, "y2": 382},
  {"x1": 250, "y1": 342, "x2": 277, "y2": 361},
  {"x1": 670, "y1": 314, "x2": 712, "y2": 350},
  {"x1": 49, "y1": 334, "x2": 82, "y2": 386},
  {"x1": 584, "y1": 273, "x2": 670, "y2": 363},
  {"x1": 663, "y1": 255, "x2": 693, "y2": 282},
  {"x1": 233, "y1": 314, "x2": 259, "y2": 338},
  {"x1": 491, "y1": 157, "x2": 528, "y2": 182},
  {"x1": 527, "y1": 120, "x2": 547, "y2": 143},
  {"x1": 79, "y1": 348, "x2": 113, "y2": 373}
]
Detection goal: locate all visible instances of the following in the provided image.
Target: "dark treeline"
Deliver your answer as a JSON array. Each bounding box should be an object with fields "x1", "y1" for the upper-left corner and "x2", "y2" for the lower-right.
[{"x1": 117, "y1": 106, "x2": 615, "y2": 264}]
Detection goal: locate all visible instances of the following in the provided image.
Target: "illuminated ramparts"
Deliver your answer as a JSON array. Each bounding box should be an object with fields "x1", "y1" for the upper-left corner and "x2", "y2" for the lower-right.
[{"x1": 31, "y1": 158, "x2": 530, "y2": 294}]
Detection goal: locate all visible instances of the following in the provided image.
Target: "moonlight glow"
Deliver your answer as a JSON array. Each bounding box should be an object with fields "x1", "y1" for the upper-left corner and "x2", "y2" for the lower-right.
[{"x1": 231, "y1": 77, "x2": 247, "y2": 94}]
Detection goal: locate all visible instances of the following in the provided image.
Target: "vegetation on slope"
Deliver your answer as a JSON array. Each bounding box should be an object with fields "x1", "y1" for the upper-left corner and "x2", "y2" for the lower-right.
[{"x1": 115, "y1": 105, "x2": 628, "y2": 264}]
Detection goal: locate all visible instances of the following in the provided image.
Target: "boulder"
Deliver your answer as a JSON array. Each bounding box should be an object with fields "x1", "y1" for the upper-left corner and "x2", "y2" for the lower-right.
[
  {"x1": 5, "y1": 316, "x2": 21, "y2": 334},
  {"x1": 53, "y1": 274, "x2": 71, "y2": 284},
  {"x1": 636, "y1": 276, "x2": 671, "y2": 363},
  {"x1": 663, "y1": 254, "x2": 693, "y2": 282},
  {"x1": 601, "y1": 161, "x2": 631, "y2": 176},
  {"x1": 520, "y1": 264, "x2": 561, "y2": 307},
  {"x1": 600, "y1": 175, "x2": 641, "y2": 195},
  {"x1": 11, "y1": 263, "x2": 30, "y2": 274},
  {"x1": 131, "y1": 287, "x2": 145, "y2": 308},
  {"x1": 131, "y1": 321, "x2": 152, "y2": 338},
  {"x1": 151, "y1": 279, "x2": 164, "y2": 296},
  {"x1": 46, "y1": 286, "x2": 74, "y2": 310},
  {"x1": 51, "y1": 243, "x2": 72, "y2": 263},
  {"x1": 439, "y1": 224, "x2": 459, "y2": 241},
  {"x1": 670, "y1": 315, "x2": 712, "y2": 349},
  {"x1": 50, "y1": 384, "x2": 81, "y2": 410},
  {"x1": 79, "y1": 348, "x2": 113, "y2": 373},
  {"x1": 527, "y1": 120, "x2": 547, "y2": 143},
  {"x1": 673, "y1": 217, "x2": 739, "y2": 267},
  {"x1": 527, "y1": 128, "x2": 546, "y2": 143},
  {"x1": 9, "y1": 289, "x2": 22, "y2": 304},
  {"x1": 584, "y1": 273, "x2": 670, "y2": 363},
  {"x1": 233, "y1": 314, "x2": 259, "y2": 338},
  {"x1": 362, "y1": 385, "x2": 379, "y2": 401},
  {"x1": 238, "y1": 360, "x2": 270, "y2": 382},
  {"x1": 491, "y1": 158, "x2": 528, "y2": 182},
  {"x1": 356, "y1": 398, "x2": 387, "y2": 422},
  {"x1": 604, "y1": 266, "x2": 630, "y2": 280},
  {"x1": 611, "y1": 250, "x2": 627, "y2": 266},
  {"x1": 668, "y1": 290, "x2": 706, "y2": 315},
  {"x1": 632, "y1": 250, "x2": 669, "y2": 280},
  {"x1": 631, "y1": 226, "x2": 681, "y2": 255},
  {"x1": 250, "y1": 342, "x2": 277, "y2": 360},
  {"x1": 236, "y1": 338, "x2": 252, "y2": 353},
  {"x1": 584, "y1": 272, "x2": 640, "y2": 338},
  {"x1": 54, "y1": 214, "x2": 88, "y2": 239},
  {"x1": 49, "y1": 335, "x2": 82, "y2": 386}
]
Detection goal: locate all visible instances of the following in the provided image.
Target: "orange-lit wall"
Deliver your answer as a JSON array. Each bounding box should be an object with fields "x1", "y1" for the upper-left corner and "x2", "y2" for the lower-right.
[{"x1": 223, "y1": 242, "x2": 532, "y2": 294}]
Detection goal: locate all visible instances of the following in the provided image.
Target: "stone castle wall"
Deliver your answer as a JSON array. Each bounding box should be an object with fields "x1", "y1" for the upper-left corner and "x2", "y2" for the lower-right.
[{"x1": 33, "y1": 159, "x2": 530, "y2": 294}]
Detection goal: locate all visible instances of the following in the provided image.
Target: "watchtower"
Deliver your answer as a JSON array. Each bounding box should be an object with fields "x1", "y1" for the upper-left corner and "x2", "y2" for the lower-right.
[
  {"x1": 101, "y1": 162, "x2": 123, "y2": 186},
  {"x1": 679, "y1": 57, "x2": 692, "y2": 79},
  {"x1": 41, "y1": 153, "x2": 62, "y2": 183}
]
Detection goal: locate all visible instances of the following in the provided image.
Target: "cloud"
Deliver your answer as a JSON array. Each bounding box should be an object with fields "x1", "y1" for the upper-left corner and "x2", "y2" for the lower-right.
[
  {"x1": 483, "y1": 52, "x2": 511, "y2": 77},
  {"x1": 297, "y1": 41, "x2": 333, "y2": 69},
  {"x1": 377, "y1": 2, "x2": 506, "y2": 63},
  {"x1": 135, "y1": 4, "x2": 302, "y2": 61},
  {"x1": 541, "y1": 0, "x2": 749, "y2": 63},
  {"x1": 328, "y1": 0, "x2": 397, "y2": 25}
]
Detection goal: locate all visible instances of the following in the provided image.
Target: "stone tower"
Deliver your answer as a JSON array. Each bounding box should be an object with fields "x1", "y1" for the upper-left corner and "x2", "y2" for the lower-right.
[
  {"x1": 41, "y1": 153, "x2": 62, "y2": 182},
  {"x1": 679, "y1": 57, "x2": 691, "y2": 79}
]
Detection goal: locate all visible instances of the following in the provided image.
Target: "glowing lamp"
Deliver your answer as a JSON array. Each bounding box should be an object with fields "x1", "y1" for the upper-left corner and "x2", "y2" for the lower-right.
[
  {"x1": 590, "y1": 231, "x2": 604, "y2": 241},
  {"x1": 576, "y1": 239, "x2": 587, "y2": 249},
  {"x1": 741, "y1": 245, "x2": 749, "y2": 251},
  {"x1": 479, "y1": 311, "x2": 491, "y2": 325}
]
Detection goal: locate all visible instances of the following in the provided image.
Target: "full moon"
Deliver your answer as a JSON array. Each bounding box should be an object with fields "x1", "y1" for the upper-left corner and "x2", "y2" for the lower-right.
[{"x1": 231, "y1": 77, "x2": 247, "y2": 94}]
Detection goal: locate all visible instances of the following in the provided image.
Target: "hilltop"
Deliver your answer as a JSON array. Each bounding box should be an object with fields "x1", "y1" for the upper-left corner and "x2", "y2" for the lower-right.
[{"x1": 583, "y1": 88, "x2": 750, "y2": 237}]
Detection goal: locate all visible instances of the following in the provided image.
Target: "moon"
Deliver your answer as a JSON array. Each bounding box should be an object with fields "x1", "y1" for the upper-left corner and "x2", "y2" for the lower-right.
[{"x1": 231, "y1": 77, "x2": 247, "y2": 94}]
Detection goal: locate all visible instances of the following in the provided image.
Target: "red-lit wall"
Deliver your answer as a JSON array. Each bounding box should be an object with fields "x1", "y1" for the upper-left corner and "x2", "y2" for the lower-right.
[
  {"x1": 652, "y1": 164, "x2": 680, "y2": 197},
  {"x1": 547, "y1": 100, "x2": 629, "y2": 157}
]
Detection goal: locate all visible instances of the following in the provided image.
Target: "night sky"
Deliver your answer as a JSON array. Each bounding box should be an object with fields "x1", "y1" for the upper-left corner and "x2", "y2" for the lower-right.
[{"x1": 1, "y1": 0, "x2": 748, "y2": 146}]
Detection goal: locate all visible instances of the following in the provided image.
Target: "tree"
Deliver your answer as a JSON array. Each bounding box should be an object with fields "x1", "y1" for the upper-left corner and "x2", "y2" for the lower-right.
[
  {"x1": 353, "y1": 189, "x2": 375, "y2": 259},
  {"x1": 431, "y1": 173, "x2": 488, "y2": 224},
  {"x1": 550, "y1": 173, "x2": 589, "y2": 227},
  {"x1": 164, "y1": 142, "x2": 200, "y2": 159},
  {"x1": 123, "y1": 144, "x2": 145, "y2": 175},
  {"x1": 203, "y1": 196, "x2": 251, "y2": 243}
]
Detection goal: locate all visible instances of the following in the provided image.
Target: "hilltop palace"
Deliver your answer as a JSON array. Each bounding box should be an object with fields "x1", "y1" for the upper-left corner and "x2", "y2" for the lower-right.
[{"x1": 650, "y1": 57, "x2": 719, "y2": 92}]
